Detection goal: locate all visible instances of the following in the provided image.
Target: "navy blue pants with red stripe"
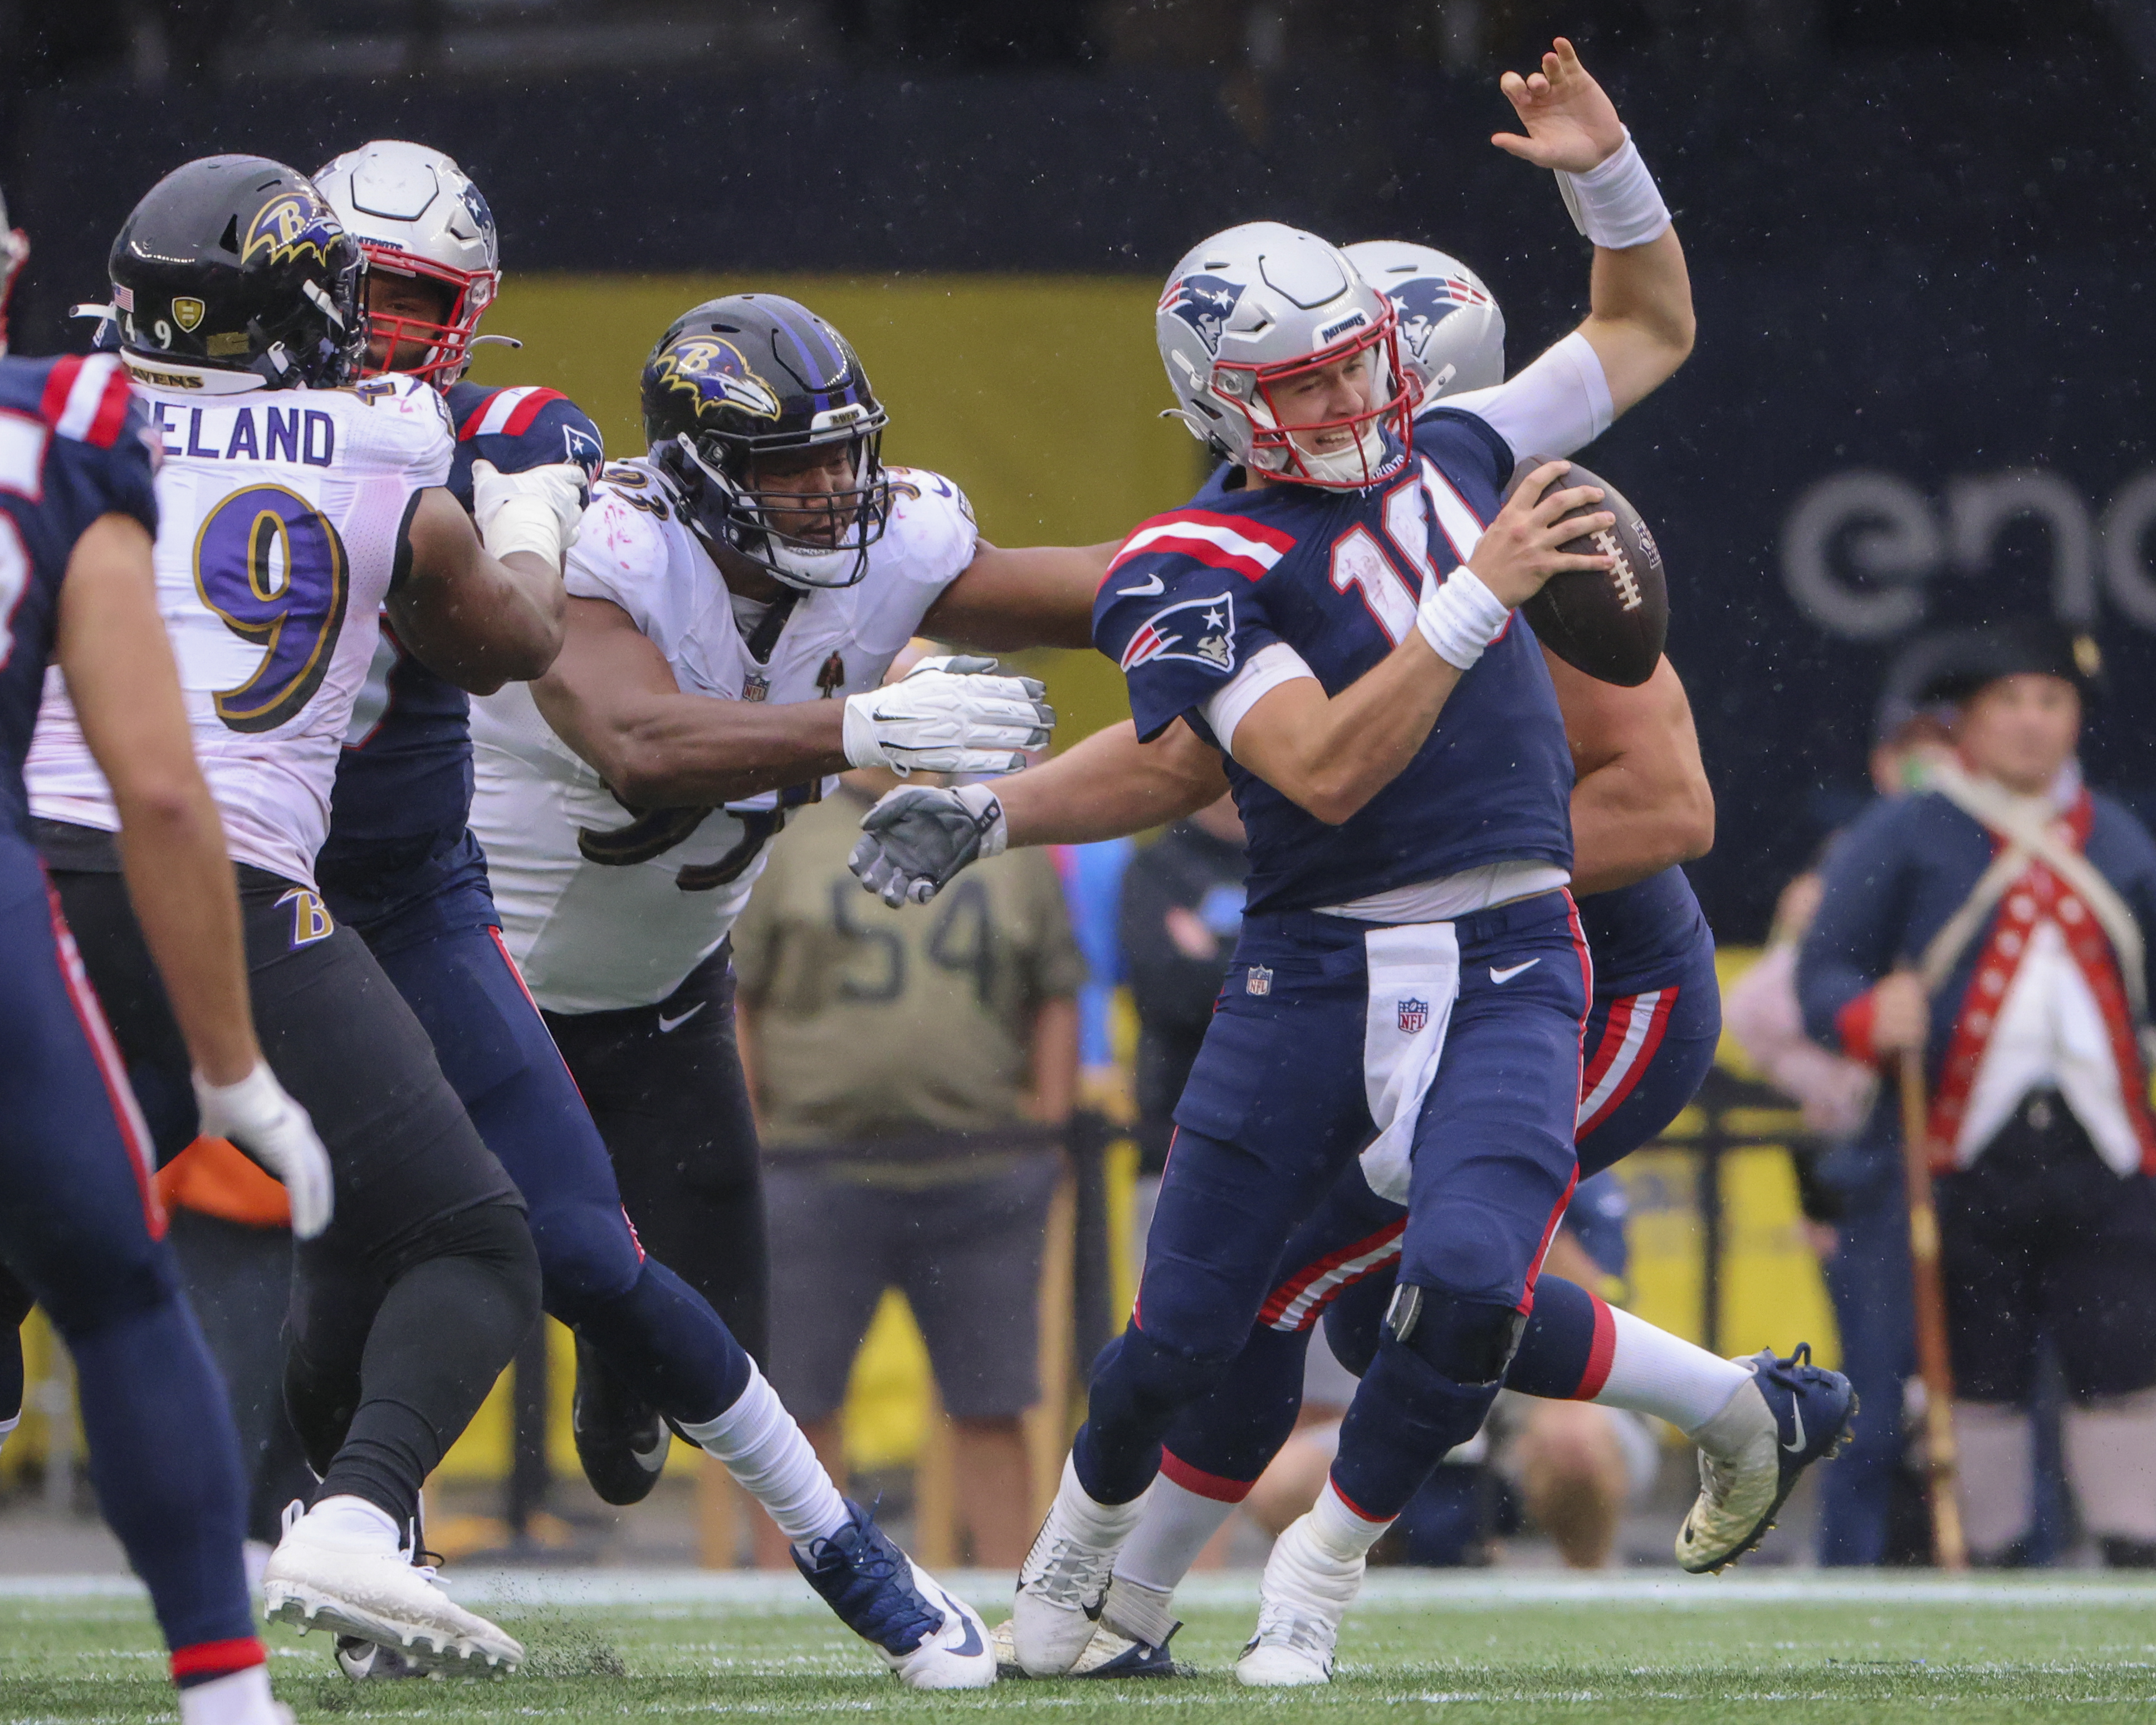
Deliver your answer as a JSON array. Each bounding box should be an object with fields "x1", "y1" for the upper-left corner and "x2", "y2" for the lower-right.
[
  {"x1": 0, "y1": 847, "x2": 258, "y2": 1684},
  {"x1": 1155, "y1": 933, "x2": 1721, "y2": 1501},
  {"x1": 356, "y1": 909, "x2": 752, "y2": 1424},
  {"x1": 1073, "y1": 893, "x2": 1589, "y2": 1519}
]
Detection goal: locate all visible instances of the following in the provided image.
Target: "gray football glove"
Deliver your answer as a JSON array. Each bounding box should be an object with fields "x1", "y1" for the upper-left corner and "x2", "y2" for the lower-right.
[
  {"x1": 849, "y1": 782, "x2": 1009, "y2": 907},
  {"x1": 841, "y1": 656, "x2": 1053, "y2": 778}
]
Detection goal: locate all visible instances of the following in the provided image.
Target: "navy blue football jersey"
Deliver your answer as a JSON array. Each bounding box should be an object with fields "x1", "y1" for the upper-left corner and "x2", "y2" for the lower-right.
[
  {"x1": 318, "y1": 380, "x2": 601, "y2": 926},
  {"x1": 1096, "y1": 414, "x2": 1572, "y2": 916},
  {"x1": 0, "y1": 355, "x2": 158, "y2": 846},
  {"x1": 1578, "y1": 867, "x2": 1711, "y2": 999}
]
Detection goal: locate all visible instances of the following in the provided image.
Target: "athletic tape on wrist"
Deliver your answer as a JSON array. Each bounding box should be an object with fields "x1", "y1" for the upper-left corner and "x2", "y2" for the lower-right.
[
  {"x1": 481, "y1": 497, "x2": 568, "y2": 568},
  {"x1": 1417, "y1": 569, "x2": 1512, "y2": 671},
  {"x1": 1555, "y1": 131, "x2": 1671, "y2": 251}
]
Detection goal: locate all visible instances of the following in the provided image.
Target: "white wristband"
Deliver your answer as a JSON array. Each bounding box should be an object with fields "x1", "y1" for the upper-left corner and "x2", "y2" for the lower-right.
[
  {"x1": 1554, "y1": 131, "x2": 1671, "y2": 251},
  {"x1": 1416, "y1": 569, "x2": 1512, "y2": 671},
  {"x1": 481, "y1": 496, "x2": 569, "y2": 568}
]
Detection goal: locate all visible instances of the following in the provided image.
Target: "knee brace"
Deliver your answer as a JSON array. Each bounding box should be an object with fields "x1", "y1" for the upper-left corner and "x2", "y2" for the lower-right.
[{"x1": 1385, "y1": 1282, "x2": 1527, "y2": 1389}]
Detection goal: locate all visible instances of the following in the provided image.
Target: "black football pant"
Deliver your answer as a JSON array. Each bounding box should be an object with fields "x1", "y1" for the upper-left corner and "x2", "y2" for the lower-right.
[
  {"x1": 544, "y1": 946, "x2": 768, "y2": 1422},
  {"x1": 38, "y1": 825, "x2": 541, "y2": 1527}
]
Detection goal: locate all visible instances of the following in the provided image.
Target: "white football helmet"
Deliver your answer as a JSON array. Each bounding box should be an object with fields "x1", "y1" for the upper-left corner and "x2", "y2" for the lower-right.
[
  {"x1": 1344, "y1": 240, "x2": 1505, "y2": 403},
  {"x1": 1156, "y1": 221, "x2": 1413, "y2": 490},
  {"x1": 315, "y1": 140, "x2": 500, "y2": 382},
  {"x1": 0, "y1": 181, "x2": 26, "y2": 357}
]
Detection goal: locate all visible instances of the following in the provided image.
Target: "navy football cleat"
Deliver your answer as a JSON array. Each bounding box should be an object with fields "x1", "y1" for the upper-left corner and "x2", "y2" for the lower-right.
[
  {"x1": 570, "y1": 1337, "x2": 671, "y2": 1507},
  {"x1": 1678, "y1": 1342, "x2": 1856, "y2": 1573},
  {"x1": 792, "y1": 1501, "x2": 995, "y2": 1689},
  {"x1": 991, "y1": 1615, "x2": 1182, "y2": 1679}
]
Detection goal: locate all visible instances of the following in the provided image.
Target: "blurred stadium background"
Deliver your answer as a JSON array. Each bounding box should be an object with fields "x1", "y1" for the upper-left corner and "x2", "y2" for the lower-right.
[{"x1": 2, "y1": 0, "x2": 2150, "y2": 1566}]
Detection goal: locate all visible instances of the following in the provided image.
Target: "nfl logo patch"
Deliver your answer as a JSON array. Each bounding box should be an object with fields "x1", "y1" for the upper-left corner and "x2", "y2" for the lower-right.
[
  {"x1": 1397, "y1": 998, "x2": 1430, "y2": 1034},
  {"x1": 1246, "y1": 964, "x2": 1273, "y2": 997}
]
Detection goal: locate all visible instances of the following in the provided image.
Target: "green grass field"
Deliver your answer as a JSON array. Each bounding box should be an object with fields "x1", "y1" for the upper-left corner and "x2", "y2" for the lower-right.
[{"x1": 5, "y1": 1573, "x2": 2155, "y2": 1724}]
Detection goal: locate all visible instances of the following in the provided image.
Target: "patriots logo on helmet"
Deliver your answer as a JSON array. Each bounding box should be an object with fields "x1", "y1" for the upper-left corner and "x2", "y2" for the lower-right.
[
  {"x1": 461, "y1": 182, "x2": 497, "y2": 238},
  {"x1": 563, "y1": 422, "x2": 604, "y2": 480},
  {"x1": 1119, "y1": 590, "x2": 1238, "y2": 676},
  {"x1": 1162, "y1": 273, "x2": 1245, "y2": 356},
  {"x1": 242, "y1": 189, "x2": 344, "y2": 269},
  {"x1": 1397, "y1": 998, "x2": 1430, "y2": 1034},
  {"x1": 654, "y1": 335, "x2": 782, "y2": 421},
  {"x1": 1387, "y1": 274, "x2": 1490, "y2": 363}
]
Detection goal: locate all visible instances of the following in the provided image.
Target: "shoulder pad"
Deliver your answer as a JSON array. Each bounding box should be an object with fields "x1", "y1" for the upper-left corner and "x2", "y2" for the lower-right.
[
  {"x1": 1106, "y1": 506, "x2": 1296, "y2": 585},
  {"x1": 456, "y1": 385, "x2": 570, "y2": 442},
  {"x1": 37, "y1": 354, "x2": 137, "y2": 449}
]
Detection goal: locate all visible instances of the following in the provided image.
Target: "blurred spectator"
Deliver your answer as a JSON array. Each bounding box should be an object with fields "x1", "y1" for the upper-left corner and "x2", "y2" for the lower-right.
[
  {"x1": 1053, "y1": 835, "x2": 1135, "y2": 1099},
  {"x1": 734, "y1": 765, "x2": 1082, "y2": 1568},
  {"x1": 1117, "y1": 793, "x2": 1246, "y2": 1268},
  {"x1": 1800, "y1": 619, "x2": 2156, "y2": 1568}
]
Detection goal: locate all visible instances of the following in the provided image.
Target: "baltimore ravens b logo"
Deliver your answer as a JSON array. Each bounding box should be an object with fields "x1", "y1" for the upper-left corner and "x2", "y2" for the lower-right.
[
  {"x1": 242, "y1": 190, "x2": 344, "y2": 269},
  {"x1": 1161, "y1": 274, "x2": 1245, "y2": 356},
  {"x1": 654, "y1": 336, "x2": 782, "y2": 421}
]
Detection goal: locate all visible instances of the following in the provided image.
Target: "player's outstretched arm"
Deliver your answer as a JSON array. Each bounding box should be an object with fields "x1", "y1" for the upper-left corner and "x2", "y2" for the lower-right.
[
  {"x1": 532, "y1": 599, "x2": 1054, "y2": 808},
  {"x1": 1549, "y1": 650, "x2": 1713, "y2": 895},
  {"x1": 850, "y1": 717, "x2": 1225, "y2": 906},
  {"x1": 389, "y1": 486, "x2": 569, "y2": 696},
  {"x1": 1233, "y1": 465, "x2": 1612, "y2": 825},
  {"x1": 56, "y1": 515, "x2": 332, "y2": 1234},
  {"x1": 921, "y1": 540, "x2": 1119, "y2": 651},
  {"x1": 1490, "y1": 37, "x2": 1694, "y2": 418}
]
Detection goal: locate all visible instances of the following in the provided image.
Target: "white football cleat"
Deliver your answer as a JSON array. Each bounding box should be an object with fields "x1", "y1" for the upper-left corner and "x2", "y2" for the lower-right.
[
  {"x1": 1236, "y1": 1512, "x2": 1364, "y2": 1687},
  {"x1": 1676, "y1": 1346, "x2": 1856, "y2": 1573},
  {"x1": 262, "y1": 1500, "x2": 521, "y2": 1676},
  {"x1": 1011, "y1": 1457, "x2": 1147, "y2": 1676}
]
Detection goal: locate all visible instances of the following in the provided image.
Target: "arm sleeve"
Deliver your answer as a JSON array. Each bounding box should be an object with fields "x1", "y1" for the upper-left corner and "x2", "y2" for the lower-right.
[
  {"x1": 1796, "y1": 804, "x2": 1918, "y2": 1058},
  {"x1": 1201, "y1": 640, "x2": 1317, "y2": 756},
  {"x1": 1093, "y1": 548, "x2": 1285, "y2": 743},
  {"x1": 1439, "y1": 331, "x2": 1614, "y2": 464}
]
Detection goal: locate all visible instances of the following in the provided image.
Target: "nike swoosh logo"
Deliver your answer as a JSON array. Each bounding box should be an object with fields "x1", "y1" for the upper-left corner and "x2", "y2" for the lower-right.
[
  {"x1": 1783, "y1": 1403, "x2": 1807, "y2": 1454},
  {"x1": 1490, "y1": 959, "x2": 1541, "y2": 985},
  {"x1": 1117, "y1": 575, "x2": 1166, "y2": 597},
  {"x1": 657, "y1": 1002, "x2": 707, "y2": 1033},
  {"x1": 940, "y1": 1589, "x2": 985, "y2": 1658}
]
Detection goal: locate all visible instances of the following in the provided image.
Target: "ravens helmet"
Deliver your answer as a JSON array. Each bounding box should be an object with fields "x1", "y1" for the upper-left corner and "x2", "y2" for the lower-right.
[
  {"x1": 642, "y1": 295, "x2": 890, "y2": 590},
  {"x1": 109, "y1": 155, "x2": 365, "y2": 390},
  {"x1": 0, "y1": 180, "x2": 26, "y2": 356}
]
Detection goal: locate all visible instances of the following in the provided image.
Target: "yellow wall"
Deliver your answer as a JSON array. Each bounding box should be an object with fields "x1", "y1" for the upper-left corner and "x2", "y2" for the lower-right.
[{"x1": 465, "y1": 273, "x2": 1215, "y2": 744}]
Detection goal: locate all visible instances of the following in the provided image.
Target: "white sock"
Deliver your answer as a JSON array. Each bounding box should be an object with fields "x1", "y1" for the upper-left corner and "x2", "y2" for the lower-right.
[
  {"x1": 0, "y1": 1411, "x2": 17, "y2": 1460},
  {"x1": 1593, "y1": 1307, "x2": 1754, "y2": 1435},
  {"x1": 177, "y1": 1663, "x2": 275, "y2": 1725},
  {"x1": 2065, "y1": 1388, "x2": 2156, "y2": 1545},
  {"x1": 1113, "y1": 1475, "x2": 1236, "y2": 1593},
  {"x1": 1307, "y1": 1478, "x2": 1391, "y2": 1563},
  {"x1": 678, "y1": 1365, "x2": 849, "y2": 1550},
  {"x1": 298, "y1": 1494, "x2": 399, "y2": 1551},
  {"x1": 1955, "y1": 1401, "x2": 2033, "y2": 1558}
]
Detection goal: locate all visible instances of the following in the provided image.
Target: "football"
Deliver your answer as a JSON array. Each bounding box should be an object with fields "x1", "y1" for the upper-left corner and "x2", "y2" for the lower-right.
[{"x1": 1503, "y1": 456, "x2": 1668, "y2": 688}]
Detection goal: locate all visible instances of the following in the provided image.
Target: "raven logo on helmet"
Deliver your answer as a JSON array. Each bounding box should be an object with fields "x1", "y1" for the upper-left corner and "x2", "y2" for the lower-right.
[
  {"x1": 653, "y1": 336, "x2": 782, "y2": 422},
  {"x1": 1161, "y1": 274, "x2": 1244, "y2": 357},
  {"x1": 242, "y1": 189, "x2": 344, "y2": 270}
]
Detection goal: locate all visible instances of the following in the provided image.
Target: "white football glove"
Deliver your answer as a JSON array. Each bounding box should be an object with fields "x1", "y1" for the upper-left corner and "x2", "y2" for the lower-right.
[
  {"x1": 193, "y1": 1063, "x2": 334, "y2": 1240},
  {"x1": 841, "y1": 655, "x2": 1054, "y2": 778},
  {"x1": 849, "y1": 782, "x2": 1009, "y2": 906},
  {"x1": 470, "y1": 458, "x2": 589, "y2": 568}
]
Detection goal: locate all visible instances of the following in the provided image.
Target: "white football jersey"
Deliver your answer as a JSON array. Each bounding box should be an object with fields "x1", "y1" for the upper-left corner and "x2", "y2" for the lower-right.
[
  {"x1": 27, "y1": 369, "x2": 452, "y2": 886},
  {"x1": 471, "y1": 458, "x2": 979, "y2": 1014}
]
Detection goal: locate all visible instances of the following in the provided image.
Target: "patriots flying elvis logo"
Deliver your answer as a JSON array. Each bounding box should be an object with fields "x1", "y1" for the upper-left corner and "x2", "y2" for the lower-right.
[
  {"x1": 1119, "y1": 590, "x2": 1238, "y2": 676},
  {"x1": 1162, "y1": 273, "x2": 1245, "y2": 356},
  {"x1": 1387, "y1": 273, "x2": 1492, "y2": 365},
  {"x1": 562, "y1": 422, "x2": 604, "y2": 480},
  {"x1": 654, "y1": 336, "x2": 783, "y2": 421}
]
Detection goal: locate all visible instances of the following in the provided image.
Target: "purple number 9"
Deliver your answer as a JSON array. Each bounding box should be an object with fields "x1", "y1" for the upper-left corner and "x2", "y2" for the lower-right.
[{"x1": 192, "y1": 485, "x2": 349, "y2": 734}]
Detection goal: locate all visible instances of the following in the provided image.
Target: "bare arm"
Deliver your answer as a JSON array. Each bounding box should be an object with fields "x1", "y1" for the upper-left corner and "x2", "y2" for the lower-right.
[
  {"x1": 1025, "y1": 996, "x2": 1080, "y2": 1126},
  {"x1": 996, "y1": 718, "x2": 1226, "y2": 847},
  {"x1": 922, "y1": 541, "x2": 1117, "y2": 652},
  {"x1": 1549, "y1": 649, "x2": 1714, "y2": 895},
  {"x1": 387, "y1": 488, "x2": 566, "y2": 696},
  {"x1": 56, "y1": 515, "x2": 257, "y2": 1086},
  {"x1": 531, "y1": 597, "x2": 850, "y2": 807},
  {"x1": 1492, "y1": 38, "x2": 1695, "y2": 417},
  {"x1": 1232, "y1": 465, "x2": 1610, "y2": 825}
]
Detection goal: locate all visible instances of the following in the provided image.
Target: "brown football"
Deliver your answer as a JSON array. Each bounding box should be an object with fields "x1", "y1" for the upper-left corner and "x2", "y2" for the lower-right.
[{"x1": 1502, "y1": 456, "x2": 1668, "y2": 688}]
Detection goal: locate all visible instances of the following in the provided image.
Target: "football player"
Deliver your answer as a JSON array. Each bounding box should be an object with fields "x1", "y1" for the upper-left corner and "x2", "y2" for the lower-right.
[
  {"x1": 853, "y1": 41, "x2": 1851, "y2": 1685},
  {"x1": 309, "y1": 143, "x2": 1000, "y2": 1690},
  {"x1": 0, "y1": 177, "x2": 331, "y2": 1725},
  {"x1": 25, "y1": 153, "x2": 577, "y2": 1674}
]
